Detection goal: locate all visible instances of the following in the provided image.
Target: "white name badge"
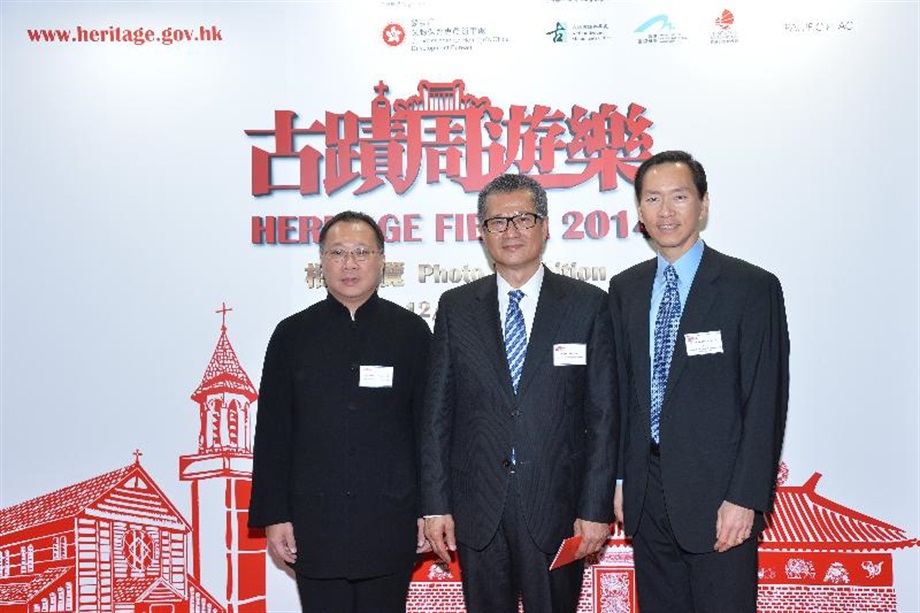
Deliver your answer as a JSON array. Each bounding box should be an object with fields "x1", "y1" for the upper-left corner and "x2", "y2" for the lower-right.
[
  {"x1": 359, "y1": 365, "x2": 394, "y2": 388},
  {"x1": 553, "y1": 343, "x2": 587, "y2": 366},
  {"x1": 684, "y1": 331, "x2": 724, "y2": 356}
]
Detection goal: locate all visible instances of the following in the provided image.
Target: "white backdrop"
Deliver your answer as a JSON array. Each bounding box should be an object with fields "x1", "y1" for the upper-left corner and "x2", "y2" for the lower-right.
[{"x1": 2, "y1": 1, "x2": 918, "y2": 611}]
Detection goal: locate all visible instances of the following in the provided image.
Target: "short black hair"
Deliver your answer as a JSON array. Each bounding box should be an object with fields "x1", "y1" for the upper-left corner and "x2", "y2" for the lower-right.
[
  {"x1": 318, "y1": 211, "x2": 385, "y2": 252},
  {"x1": 477, "y1": 174, "x2": 549, "y2": 223},
  {"x1": 634, "y1": 150, "x2": 708, "y2": 201}
]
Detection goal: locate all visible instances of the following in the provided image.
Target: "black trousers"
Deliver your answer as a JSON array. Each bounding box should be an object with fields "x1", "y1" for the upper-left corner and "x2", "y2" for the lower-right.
[
  {"x1": 456, "y1": 477, "x2": 583, "y2": 613},
  {"x1": 295, "y1": 568, "x2": 413, "y2": 613},
  {"x1": 632, "y1": 452, "x2": 759, "y2": 613}
]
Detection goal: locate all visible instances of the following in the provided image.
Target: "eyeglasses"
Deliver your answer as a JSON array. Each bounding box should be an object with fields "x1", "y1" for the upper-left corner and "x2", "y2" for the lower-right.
[
  {"x1": 482, "y1": 212, "x2": 545, "y2": 234},
  {"x1": 321, "y1": 247, "x2": 380, "y2": 264}
]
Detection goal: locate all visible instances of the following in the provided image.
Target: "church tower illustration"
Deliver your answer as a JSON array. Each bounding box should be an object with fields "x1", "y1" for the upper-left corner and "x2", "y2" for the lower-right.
[{"x1": 179, "y1": 304, "x2": 266, "y2": 613}]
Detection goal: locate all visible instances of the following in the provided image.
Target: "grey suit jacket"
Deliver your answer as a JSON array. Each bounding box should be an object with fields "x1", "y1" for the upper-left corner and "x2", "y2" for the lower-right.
[
  {"x1": 609, "y1": 247, "x2": 789, "y2": 553},
  {"x1": 421, "y1": 267, "x2": 618, "y2": 553}
]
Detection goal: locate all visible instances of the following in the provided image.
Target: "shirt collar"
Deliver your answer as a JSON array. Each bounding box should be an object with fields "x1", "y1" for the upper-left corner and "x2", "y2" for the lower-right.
[
  {"x1": 656, "y1": 239, "x2": 705, "y2": 285},
  {"x1": 497, "y1": 264, "x2": 545, "y2": 299},
  {"x1": 325, "y1": 291, "x2": 380, "y2": 319}
]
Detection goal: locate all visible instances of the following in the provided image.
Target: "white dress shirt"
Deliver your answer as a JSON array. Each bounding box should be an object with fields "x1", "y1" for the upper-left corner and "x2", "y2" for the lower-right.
[{"x1": 497, "y1": 264, "x2": 545, "y2": 338}]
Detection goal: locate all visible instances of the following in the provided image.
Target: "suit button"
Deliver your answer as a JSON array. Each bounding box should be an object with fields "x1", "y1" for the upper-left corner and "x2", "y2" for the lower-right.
[
  {"x1": 510, "y1": 410, "x2": 522, "y2": 418},
  {"x1": 345, "y1": 490, "x2": 354, "y2": 498},
  {"x1": 501, "y1": 458, "x2": 511, "y2": 468},
  {"x1": 350, "y1": 363, "x2": 358, "y2": 372}
]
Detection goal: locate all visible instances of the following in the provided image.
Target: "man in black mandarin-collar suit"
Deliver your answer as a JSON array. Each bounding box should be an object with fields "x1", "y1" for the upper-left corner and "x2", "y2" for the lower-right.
[
  {"x1": 422, "y1": 174, "x2": 618, "y2": 613},
  {"x1": 249, "y1": 211, "x2": 432, "y2": 613},
  {"x1": 608, "y1": 151, "x2": 789, "y2": 612}
]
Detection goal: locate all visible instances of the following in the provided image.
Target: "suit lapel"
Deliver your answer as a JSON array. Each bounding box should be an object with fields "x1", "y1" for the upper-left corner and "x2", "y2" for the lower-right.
[
  {"x1": 629, "y1": 261, "x2": 656, "y2": 414},
  {"x1": 516, "y1": 268, "x2": 567, "y2": 398},
  {"x1": 664, "y1": 248, "x2": 722, "y2": 403},
  {"x1": 475, "y1": 275, "x2": 518, "y2": 401}
]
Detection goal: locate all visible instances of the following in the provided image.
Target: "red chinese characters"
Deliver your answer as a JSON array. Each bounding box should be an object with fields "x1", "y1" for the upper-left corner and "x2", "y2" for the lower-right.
[{"x1": 245, "y1": 79, "x2": 655, "y2": 197}]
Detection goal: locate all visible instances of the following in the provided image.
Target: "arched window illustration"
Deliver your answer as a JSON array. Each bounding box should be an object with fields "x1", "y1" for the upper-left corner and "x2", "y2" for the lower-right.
[
  {"x1": 48, "y1": 591, "x2": 57, "y2": 612},
  {"x1": 65, "y1": 582, "x2": 73, "y2": 610},
  {"x1": 27, "y1": 544, "x2": 34, "y2": 572},
  {"x1": 210, "y1": 398, "x2": 223, "y2": 448},
  {"x1": 123, "y1": 528, "x2": 154, "y2": 571},
  {"x1": 228, "y1": 399, "x2": 240, "y2": 447},
  {"x1": 53, "y1": 536, "x2": 67, "y2": 560}
]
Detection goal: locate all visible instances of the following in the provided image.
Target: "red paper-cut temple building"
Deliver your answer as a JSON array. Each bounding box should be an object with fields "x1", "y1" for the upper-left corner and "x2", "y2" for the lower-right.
[{"x1": 408, "y1": 463, "x2": 918, "y2": 613}]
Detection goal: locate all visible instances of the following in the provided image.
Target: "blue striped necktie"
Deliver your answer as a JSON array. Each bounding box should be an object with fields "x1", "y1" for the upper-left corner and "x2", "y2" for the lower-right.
[
  {"x1": 651, "y1": 265, "x2": 682, "y2": 443},
  {"x1": 504, "y1": 289, "x2": 527, "y2": 393}
]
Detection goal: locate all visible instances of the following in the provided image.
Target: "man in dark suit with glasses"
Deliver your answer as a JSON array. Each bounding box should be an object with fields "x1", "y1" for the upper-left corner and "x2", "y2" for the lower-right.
[{"x1": 422, "y1": 174, "x2": 619, "y2": 613}]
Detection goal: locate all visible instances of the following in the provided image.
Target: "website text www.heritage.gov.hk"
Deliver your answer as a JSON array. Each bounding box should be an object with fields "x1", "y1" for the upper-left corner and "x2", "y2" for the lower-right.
[{"x1": 26, "y1": 25, "x2": 222, "y2": 46}]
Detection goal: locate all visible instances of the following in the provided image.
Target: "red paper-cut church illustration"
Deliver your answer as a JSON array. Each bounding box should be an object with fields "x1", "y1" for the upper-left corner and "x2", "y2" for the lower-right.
[
  {"x1": 179, "y1": 303, "x2": 265, "y2": 613},
  {"x1": 0, "y1": 457, "x2": 224, "y2": 613},
  {"x1": 0, "y1": 304, "x2": 266, "y2": 613}
]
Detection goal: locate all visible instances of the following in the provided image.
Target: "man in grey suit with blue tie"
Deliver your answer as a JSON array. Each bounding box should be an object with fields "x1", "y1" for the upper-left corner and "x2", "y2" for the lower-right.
[
  {"x1": 421, "y1": 174, "x2": 618, "y2": 613},
  {"x1": 609, "y1": 151, "x2": 790, "y2": 612}
]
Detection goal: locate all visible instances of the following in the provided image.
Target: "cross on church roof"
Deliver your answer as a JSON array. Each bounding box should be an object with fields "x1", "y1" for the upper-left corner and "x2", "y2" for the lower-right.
[
  {"x1": 215, "y1": 302, "x2": 233, "y2": 332},
  {"x1": 133, "y1": 449, "x2": 143, "y2": 465},
  {"x1": 192, "y1": 302, "x2": 258, "y2": 404}
]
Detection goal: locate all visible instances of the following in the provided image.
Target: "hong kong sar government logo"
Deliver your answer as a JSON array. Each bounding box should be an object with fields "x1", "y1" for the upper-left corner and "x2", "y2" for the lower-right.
[{"x1": 383, "y1": 23, "x2": 405, "y2": 46}]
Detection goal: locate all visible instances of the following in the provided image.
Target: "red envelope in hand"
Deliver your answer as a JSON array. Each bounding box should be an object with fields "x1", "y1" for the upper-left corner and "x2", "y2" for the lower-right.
[{"x1": 549, "y1": 535, "x2": 583, "y2": 570}]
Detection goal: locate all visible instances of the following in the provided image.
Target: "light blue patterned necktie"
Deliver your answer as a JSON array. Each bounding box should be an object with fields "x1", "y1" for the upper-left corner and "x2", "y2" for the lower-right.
[
  {"x1": 504, "y1": 289, "x2": 527, "y2": 393},
  {"x1": 651, "y1": 265, "x2": 682, "y2": 443}
]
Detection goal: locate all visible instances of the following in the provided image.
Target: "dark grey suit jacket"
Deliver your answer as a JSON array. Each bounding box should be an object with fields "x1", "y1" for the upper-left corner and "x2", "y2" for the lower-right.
[
  {"x1": 609, "y1": 247, "x2": 789, "y2": 553},
  {"x1": 421, "y1": 268, "x2": 618, "y2": 553}
]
